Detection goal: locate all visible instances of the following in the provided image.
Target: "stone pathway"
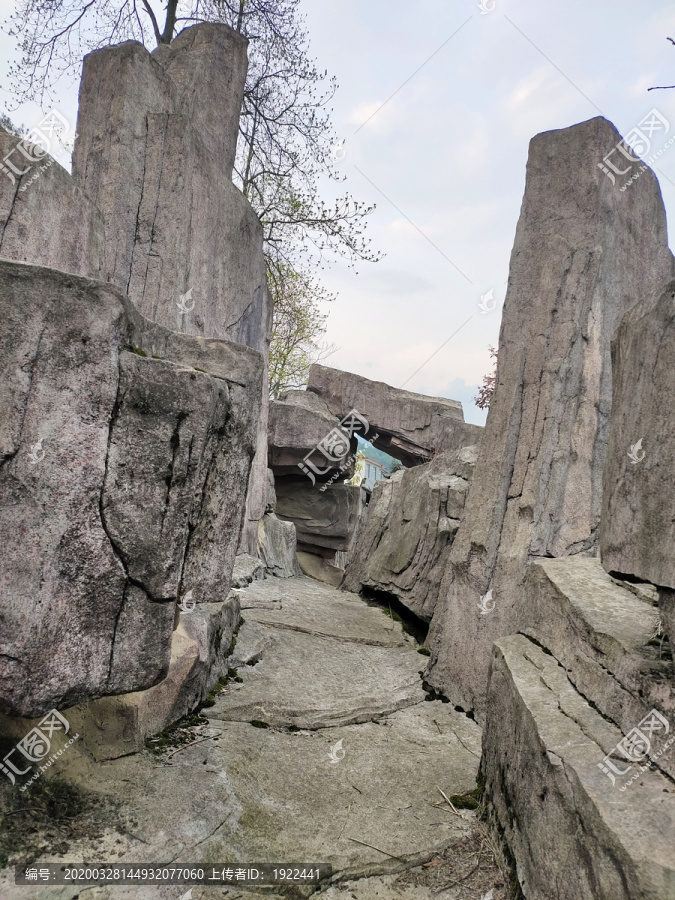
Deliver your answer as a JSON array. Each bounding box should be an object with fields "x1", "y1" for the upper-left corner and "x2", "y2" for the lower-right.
[{"x1": 1, "y1": 576, "x2": 500, "y2": 899}]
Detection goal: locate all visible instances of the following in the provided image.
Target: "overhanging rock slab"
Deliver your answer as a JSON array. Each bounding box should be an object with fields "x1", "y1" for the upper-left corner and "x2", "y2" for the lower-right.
[{"x1": 308, "y1": 364, "x2": 481, "y2": 466}]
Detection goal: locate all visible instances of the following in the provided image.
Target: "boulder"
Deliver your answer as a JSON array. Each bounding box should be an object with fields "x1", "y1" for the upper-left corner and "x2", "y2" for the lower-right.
[
  {"x1": 258, "y1": 513, "x2": 302, "y2": 578},
  {"x1": 72, "y1": 24, "x2": 273, "y2": 565},
  {"x1": 482, "y1": 632, "x2": 675, "y2": 900},
  {"x1": 268, "y1": 389, "x2": 351, "y2": 477},
  {"x1": 230, "y1": 553, "x2": 266, "y2": 589},
  {"x1": 0, "y1": 261, "x2": 262, "y2": 717},
  {"x1": 601, "y1": 279, "x2": 675, "y2": 592},
  {"x1": 38, "y1": 594, "x2": 241, "y2": 760},
  {"x1": 0, "y1": 125, "x2": 104, "y2": 278},
  {"x1": 426, "y1": 116, "x2": 675, "y2": 718},
  {"x1": 342, "y1": 446, "x2": 478, "y2": 622},
  {"x1": 296, "y1": 550, "x2": 344, "y2": 587},
  {"x1": 307, "y1": 364, "x2": 482, "y2": 466},
  {"x1": 275, "y1": 477, "x2": 365, "y2": 555}
]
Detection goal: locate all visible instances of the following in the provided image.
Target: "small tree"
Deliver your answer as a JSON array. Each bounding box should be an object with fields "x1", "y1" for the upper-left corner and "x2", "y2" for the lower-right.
[
  {"x1": 267, "y1": 261, "x2": 336, "y2": 398},
  {"x1": 474, "y1": 345, "x2": 497, "y2": 411}
]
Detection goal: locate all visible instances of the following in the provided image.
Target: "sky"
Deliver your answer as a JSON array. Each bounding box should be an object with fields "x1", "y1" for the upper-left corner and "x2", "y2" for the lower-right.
[{"x1": 2, "y1": 0, "x2": 675, "y2": 424}]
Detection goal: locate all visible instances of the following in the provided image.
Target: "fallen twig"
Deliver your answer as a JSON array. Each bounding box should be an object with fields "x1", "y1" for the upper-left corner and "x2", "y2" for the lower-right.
[
  {"x1": 433, "y1": 863, "x2": 479, "y2": 893},
  {"x1": 337, "y1": 804, "x2": 351, "y2": 841},
  {"x1": 164, "y1": 732, "x2": 222, "y2": 760},
  {"x1": 347, "y1": 836, "x2": 407, "y2": 861},
  {"x1": 437, "y1": 787, "x2": 461, "y2": 816}
]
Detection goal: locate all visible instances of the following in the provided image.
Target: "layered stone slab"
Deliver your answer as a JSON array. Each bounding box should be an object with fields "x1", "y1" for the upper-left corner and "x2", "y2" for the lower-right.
[
  {"x1": 275, "y1": 477, "x2": 364, "y2": 554},
  {"x1": 268, "y1": 389, "x2": 350, "y2": 477},
  {"x1": 482, "y1": 633, "x2": 675, "y2": 900},
  {"x1": 307, "y1": 364, "x2": 481, "y2": 467},
  {"x1": 0, "y1": 261, "x2": 262, "y2": 716},
  {"x1": 426, "y1": 116, "x2": 675, "y2": 718},
  {"x1": 523, "y1": 557, "x2": 674, "y2": 779}
]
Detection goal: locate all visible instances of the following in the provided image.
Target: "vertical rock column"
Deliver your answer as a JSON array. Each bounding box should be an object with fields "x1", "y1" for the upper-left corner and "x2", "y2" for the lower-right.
[
  {"x1": 72, "y1": 22, "x2": 273, "y2": 560},
  {"x1": 600, "y1": 278, "x2": 675, "y2": 642},
  {"x1": 426, "y1": 116, "x2": 674, "y2": 718}
]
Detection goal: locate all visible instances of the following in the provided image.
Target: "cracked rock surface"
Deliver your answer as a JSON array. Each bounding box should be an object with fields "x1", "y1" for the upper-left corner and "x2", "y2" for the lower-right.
[
  {"x1": 0, "y1": 261, "x2": 263, "y2": 716},
  {"x1": 0, "y1": 575, "x2": 483, "y2": 900}
]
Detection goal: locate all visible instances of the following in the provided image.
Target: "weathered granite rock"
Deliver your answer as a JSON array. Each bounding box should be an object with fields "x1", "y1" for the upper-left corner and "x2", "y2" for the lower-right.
[
  {"x1": 230, "y1": 553, "x2": 265, "y2": 589},
  {"x1": 661, "y1": 589, "x2": 675, "y2": 647},
  {"x1": 426, "y1": 116, "x2": 675, "y2": 718},
  {"x1": 0, "y1": 126, "x2": 104, "y2": 278},
  {"x1": 297, "y1": 549, "x2": 344, "y2": 586},
  {"x1": 343, "y1": 447, "x2": 478, "y2": 621},
  {"x1": 258, "y1": 513, "x2": 301, "y2": 577},
  {"x1": 0, "y1": 261, "x2": 262, "y2": 716},
  {"x1": 601, "y1": 279, "x2": 675, "y2": 593},
  {"x1": 482, "y1": 633, "x2": 675, "y2": 900},
  {"x1": 308, "y1": 364, "x2": 482, "y2": 466},
  {"x1": 72, "y1": 24, "x2": 271, "y2": 351},
  {"x1": 151, "y1": 22, "x2": 247, "y2": 178},
  {"x1": 73, "y1": 23, "x2": 274, "y2": 569},
  {"x1": 268, "y1": 389, "x2": 351, "y2": 476},
  {"x1": 522, "y1": 557, "x2": 674, "y2": 779},
  {"x1": 275, "y1": 477, "x2": 364, "y2": 554},
  {"x1": 23, "y1": 594, "x2": 241, "y2": 761}
]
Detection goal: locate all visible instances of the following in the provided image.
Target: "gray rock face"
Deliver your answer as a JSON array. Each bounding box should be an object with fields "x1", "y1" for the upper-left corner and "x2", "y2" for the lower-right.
[
  {"x1": 0, "y1": 261, "x2": 262, "y2": 717},
  {"x1": 275, "y1": 477, "x2": 365, "y2": 555},
  {"x1": 483, "y1": 634, "x2": 675, "y2": 900},
  {"x1": 296, "y1": 549, "x2": 344, "y2": 586},
  {"x1": 257, "y1": 513, "x2": 301, "y2": 577},
  {"x1": 72, "y1": 23, "x2": 273, "y2": 567},
  {"x1": 30, "y1": 594, "x2": 241, "y2": 761},
  {"x1": 72, "y1": 25, "x2": 271, "y2": 353},
  {"x1": 342, "y1": 447, "x2": 478, "y2": 622},
  {"x1": 426, "y1": 116, "x2": 675, "y2": 718},
  {"x1": 268, "y1": 389, "x2": 350, "y2": 476},
  {"x1": 308, "y1": 364, "x2": 482, "y2": 467},
  {"x1": 523, "y1": 558, "x2": 673, "y2": 779},
  {"x1": 0, "y1": 126, "x2": 105, "y2": 278},
  {"x1": 600, "y1": 278, "x2": 675, "y2": 592}
]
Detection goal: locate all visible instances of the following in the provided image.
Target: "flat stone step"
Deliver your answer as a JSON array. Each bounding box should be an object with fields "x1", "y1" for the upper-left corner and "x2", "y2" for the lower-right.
[
  {"x1": 194, "y1": 701, "x2": 480, "y2": 877},
  {"x1": 524, "y1": 557, "x2": 674, "y2": 778},
  {"x1": 213, "y1": 625, "x2": 426, "y2": 729},
  {"x1": 239, "y1": 575, "x2": 410, "y2": 647},
  {"x1": 483, "y1": 633, "x2": 675, "y2": 900}
]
